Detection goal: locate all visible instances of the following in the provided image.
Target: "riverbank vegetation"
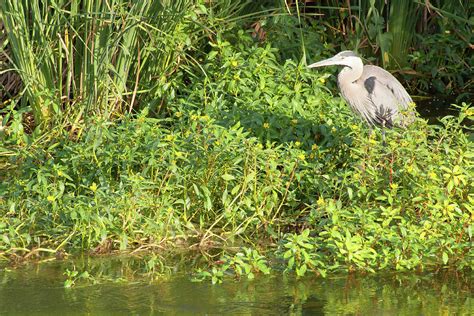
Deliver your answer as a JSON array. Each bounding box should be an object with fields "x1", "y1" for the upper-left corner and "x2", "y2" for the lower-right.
[{"x1": 1, "y1": 1, "x2": 473, "y2": 280}]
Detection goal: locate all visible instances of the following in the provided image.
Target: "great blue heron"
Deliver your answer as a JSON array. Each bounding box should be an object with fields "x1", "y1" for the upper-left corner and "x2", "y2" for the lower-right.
[{"x1": 308, "y1": 51, "x2": 414, "y2": 129}]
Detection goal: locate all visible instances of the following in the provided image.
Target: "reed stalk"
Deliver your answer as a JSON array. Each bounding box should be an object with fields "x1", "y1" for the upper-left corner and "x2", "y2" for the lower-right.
[{"x1": 0, "y1": 0, "x2": 192, "y2": 128}]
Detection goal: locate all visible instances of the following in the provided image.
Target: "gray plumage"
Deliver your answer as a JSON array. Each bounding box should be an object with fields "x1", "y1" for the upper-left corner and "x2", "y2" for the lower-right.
[{"x1": 308, "y1": 51, "x2": 414, "y2": 128}]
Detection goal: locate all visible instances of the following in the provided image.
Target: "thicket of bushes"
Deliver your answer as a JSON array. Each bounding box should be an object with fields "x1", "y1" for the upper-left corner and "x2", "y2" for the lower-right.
[{"x1": 0, "y1": 1, "x2": 473, "y2": 278}]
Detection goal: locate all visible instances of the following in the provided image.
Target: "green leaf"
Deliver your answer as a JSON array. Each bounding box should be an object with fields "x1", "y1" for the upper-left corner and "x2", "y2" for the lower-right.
[
  {"x1": 231, "y1": 184, "x2": 241, "y2": 195},
  {"x1": 208, "y1": 51, "x2": 218, "y2": 60},
  {"x1": 447, "y1": 180, "x2": 454, "y2": 192},
  {"x1": 296, "y1": 264, "x2": 307, "y2": 277},
  {"x1": 221, "y1": 174, "x2": 235, "y2": 181},
  {"x1": 302, "y1": 229, "x2": 310, "y2": 238},
  {"x1": 442, "y1": 252, "x2": 449, "y2": 265},
  {"x1": 64, "y1": 279, "x2": 74, "y2": 288},
  {"x1": 222, "y1": 189, "x2": 228, "y2": 205},
  {"x1": 288, "y1": 257, "x2": 295, "y2": 269},
  {"x1": 318, "y1": 269, "x2": 327, "y2": 278},
  {"x1": 347, "y1": 187, "x2": 353, "y2": 200}
]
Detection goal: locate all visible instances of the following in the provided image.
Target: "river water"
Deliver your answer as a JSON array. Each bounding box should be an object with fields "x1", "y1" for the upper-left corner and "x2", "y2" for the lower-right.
[{"x1": 0, "y1": 255, "x2": 472, "y2": 315}]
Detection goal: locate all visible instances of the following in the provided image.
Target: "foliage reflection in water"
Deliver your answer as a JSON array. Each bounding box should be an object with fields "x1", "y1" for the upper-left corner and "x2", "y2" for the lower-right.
[{"x1": 0, "y1": 256, "x2": 472, "y2": 315}]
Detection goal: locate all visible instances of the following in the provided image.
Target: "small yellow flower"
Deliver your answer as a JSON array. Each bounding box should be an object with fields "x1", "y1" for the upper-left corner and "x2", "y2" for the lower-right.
[
  {"x1": 309, "y1": 153, "x2": 315, "y2": 159},
  {"x1": 317, "y1": 196, "x2": 325, "y2": 207},
  {"x1": 312, "y1": 144, "x2": 318, "y2": 151},
  {"x1": 428, "y1": 171, "x2": 438, "y2": 180},
  {"x1": 57, "y1": 170, "x2": 64, "y2": 177},
  {"x1": 89, "y1": 182, "x2": 98, "y2": 192},
  {"x1": 175, "y1": 151, "x2": 184, "y2": 158},
  {"x1": 390, "y1": 183, "x2": 399, "y2": 190},
  {"x1": 231, "y1": 60, "x2": 238, "y2": 67},
  {"x1": 464, "y1": 108, "x2": 474, "y2": 116},
  {"x1": 165, "y1": 134, "x2": 174, "y2": 142},
  {"x1": 175, "y1": 112, "x2": 183, "y2": 118},
  {"x1": 318, "y1": 77, "x2": 326, "y2": 84},
  {"x1": 297, "y1": 153, "x2": 306, "y2": 161},
  {"x1": 257, "y1": 143, "x2": 263, "y2": 149},
  {"x1": 263, "y1": 122, "x2": 270, "y2": 129},
  {"x1": 47, "y1": 195, "x2": 55, "y2": 202},
  {"x1": 294, "y1": 141, "x2": 301, "y2": 148},
  {"x1": 446, "y1": 203, "x2": 455, "y2": 212}
]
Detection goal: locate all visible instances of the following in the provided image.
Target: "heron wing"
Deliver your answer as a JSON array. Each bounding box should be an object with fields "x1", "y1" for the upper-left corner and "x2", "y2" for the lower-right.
[{"x1": 359, "y1": 65, "x2": 413, "y2": 127}]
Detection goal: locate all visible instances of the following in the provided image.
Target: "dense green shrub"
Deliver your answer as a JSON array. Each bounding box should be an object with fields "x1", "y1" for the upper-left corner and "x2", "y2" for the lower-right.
[{"x1": 1, "y1": 34, "x2": 472, "y2": 276}]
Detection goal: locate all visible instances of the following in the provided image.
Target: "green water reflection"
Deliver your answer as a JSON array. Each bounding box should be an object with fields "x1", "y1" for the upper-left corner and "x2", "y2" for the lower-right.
[{"x1": 0, "y1": 256, "x2": 472, "y2": 315}]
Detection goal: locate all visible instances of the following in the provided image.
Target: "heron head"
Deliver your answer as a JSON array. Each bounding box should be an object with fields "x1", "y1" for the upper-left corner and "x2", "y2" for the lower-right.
[{"x1": 308, "y1": 51, "x2": 360, "y2": 69}]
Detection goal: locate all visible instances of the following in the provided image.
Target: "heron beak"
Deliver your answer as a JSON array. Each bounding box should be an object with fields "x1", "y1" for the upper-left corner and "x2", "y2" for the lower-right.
[{"x1": 307, "y1": 56, "x2": 343, "y2": 68}]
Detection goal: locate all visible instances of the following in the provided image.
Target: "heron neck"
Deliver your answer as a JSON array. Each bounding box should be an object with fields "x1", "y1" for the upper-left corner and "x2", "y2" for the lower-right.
[{"x1": 338, "y1": 59, "x2": 363, "y2": 83}]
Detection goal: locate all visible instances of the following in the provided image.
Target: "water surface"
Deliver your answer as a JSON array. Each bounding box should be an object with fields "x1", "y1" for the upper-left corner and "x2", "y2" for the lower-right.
[{"x1": 0, "y1": 256, "x2": 472, "y2": 315}]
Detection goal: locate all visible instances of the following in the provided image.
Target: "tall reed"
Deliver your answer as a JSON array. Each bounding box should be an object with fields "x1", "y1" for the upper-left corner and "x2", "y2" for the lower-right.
[
  {"x1": 0, "y1": 0, "x2": 192, "y2": 128},
  {"x1": 305, "y1": 1, "x2": 420, "y2": 68},
  {"x1": 386, "y1": 0, "x2": 419, "y2": 68}
]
